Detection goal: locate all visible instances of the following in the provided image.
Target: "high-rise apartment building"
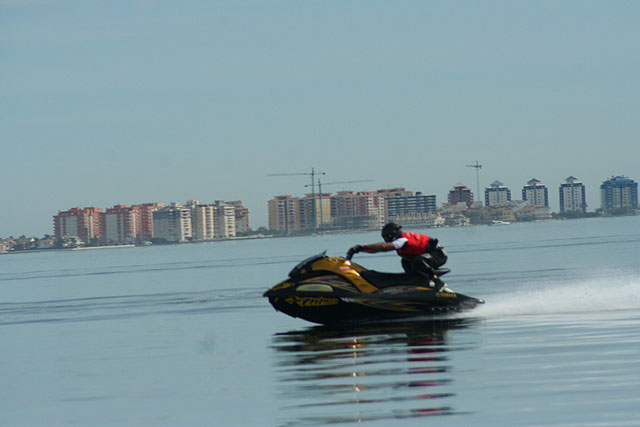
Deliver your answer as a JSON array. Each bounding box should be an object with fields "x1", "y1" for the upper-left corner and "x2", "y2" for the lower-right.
[
  {"x1": 330, "y1": 191, "x2": 385, "y2": 229},
  {"x1": 268, "y1": 195, "x2": 299, "y2": 233},
  {"x1": 269, "y1": 190, "x2": 386, "y2": 232},
  {"x1": 133, "y1": 203, "x2": 162, "y2": 241},
  {"x1": 384, "y1": 191, "x2": 436, "y2": 219},
  {"x1": 600, "y1": 176, "x2": 638, "y2": 211},
  {"x1": 212, "y1": 201, "x2": 236, "y2": 239},
  {"x1": 267, "y1": 194, "x2": 330, "y2": 232},
  {"x1": 187, "y1": 200, "x2": 240, "y2": 239},
  {"x1": 191, "y1": 203, "x2": 216, "y2": 240},
  {"x1": 448, "y1": 183, "x2": 474, "y2": 208},
  {"x1": 227, "y1": 201, "x2": 250, "y2": 234},
  {"x1": 559, "y1": 176, "x2": 586, "y2": 213},
  {"x1": 153, "y1": 204, "x2": 193, "y2": 242},
  {"x1": 375, "y1": 188, "x2": 413, "y2": 199},
  {"x1": 53, "y1": 207, "x2": 103, "y2": 242},
  {"x1": 268, "y1": 188, "x2": 438, "y2": 232},
  {"x1": 485, "y1": 181, "x2": 511, "y2": 206},
  {"x1": 101, "y1": 205, "x2": 139, "y2": 244},
  {"x1": 297, "y1": 193, "x2": 332, "y2": 231},
  {"x1": 522, "y1": 179, "x2": 549, "y2": 207}
]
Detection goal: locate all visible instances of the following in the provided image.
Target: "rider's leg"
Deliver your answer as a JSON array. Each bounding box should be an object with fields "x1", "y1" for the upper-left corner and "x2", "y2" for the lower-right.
[
  {"x1": 418, "y1": 257, "x2": 447, "y2": 291},
  {"x1": 431, "y1": 274, "x2": 446, "y2": 292},
  {"x1": 401, "y1": 258, "x2": 413, "y2": 274},
  {"x1": 404, "y1": 257, "x2": 446, "y2": 291}
]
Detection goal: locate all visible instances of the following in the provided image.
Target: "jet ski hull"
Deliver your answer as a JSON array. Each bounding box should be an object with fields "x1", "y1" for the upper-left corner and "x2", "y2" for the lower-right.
[
  {"x1": 263, "y1": 253, "x2": 484, "y2": 325},
  {"x1": 265, "y1": 290, "x2": 483, "y2": 325}
]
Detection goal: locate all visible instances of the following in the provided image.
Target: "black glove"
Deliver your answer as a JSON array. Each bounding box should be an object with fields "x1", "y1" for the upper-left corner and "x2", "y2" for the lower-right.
[{"x1": 346, "y1": 245, "x2": 364, "y2": 260}]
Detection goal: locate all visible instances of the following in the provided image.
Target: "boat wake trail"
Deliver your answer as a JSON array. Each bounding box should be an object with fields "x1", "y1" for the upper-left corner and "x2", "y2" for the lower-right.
[
  {"x1": 0, "y1": 288, "x2": 263, "y2": 326},
  {"x1": 471, "y1": 271, "x2": 640, "y2": 318}
]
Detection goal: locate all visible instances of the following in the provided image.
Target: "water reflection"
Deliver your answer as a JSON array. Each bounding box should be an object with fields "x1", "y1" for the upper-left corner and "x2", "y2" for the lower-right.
[{"x1": 271, "y1": 318, "x2": 476, "y2": 426}]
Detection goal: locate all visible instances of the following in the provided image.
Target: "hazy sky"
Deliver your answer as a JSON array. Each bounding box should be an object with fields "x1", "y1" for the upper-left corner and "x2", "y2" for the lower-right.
[{"x1": 2, "y1": 1, "x2": 639, "y2": 237}]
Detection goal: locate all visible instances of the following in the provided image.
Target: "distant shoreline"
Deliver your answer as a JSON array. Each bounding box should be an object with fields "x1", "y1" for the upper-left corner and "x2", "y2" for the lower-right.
[
  {"x1": 72, "y1": 244, "x2": 136, "y2": 251},
  {"x1": 2, "y1": 214, "x2": 639, "y2": 256}
]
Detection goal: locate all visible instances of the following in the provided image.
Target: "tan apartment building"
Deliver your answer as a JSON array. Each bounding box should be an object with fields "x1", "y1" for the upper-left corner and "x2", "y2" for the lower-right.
[
  {"x1": 213, "y1": 201, "x2": 236, "y2": 239},
  {"x1": 268, "y1": 195, "x2": 299, "y2": 233},
  {"x1": 268, "y1": 193, "x2": 331, "y2": 233},
  {"x1": 191, "y1": 203, "x2": 216, "y2": 240},
  {"x1": 188, "y1": 200, "x2": 239, "y2": 240}
]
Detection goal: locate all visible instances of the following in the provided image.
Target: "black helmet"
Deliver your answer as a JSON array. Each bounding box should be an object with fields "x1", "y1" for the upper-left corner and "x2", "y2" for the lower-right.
[{"x1": 381, "y1": 222, "x2": 402, "y2": 242}]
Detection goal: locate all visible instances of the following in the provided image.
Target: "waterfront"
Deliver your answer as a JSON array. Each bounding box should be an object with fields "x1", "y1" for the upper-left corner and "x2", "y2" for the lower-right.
[{"x1": 1, "y1": 216, "x2": 639, "y2": 426}]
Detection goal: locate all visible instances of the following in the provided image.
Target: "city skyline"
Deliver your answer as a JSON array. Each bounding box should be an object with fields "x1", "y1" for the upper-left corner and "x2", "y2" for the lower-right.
[
  {"x1": 3, "y1": 2, "x2": 639, "y2": 237},
  {"x1": 2, "y1": 173, "x2": 636, "y2": 239}
]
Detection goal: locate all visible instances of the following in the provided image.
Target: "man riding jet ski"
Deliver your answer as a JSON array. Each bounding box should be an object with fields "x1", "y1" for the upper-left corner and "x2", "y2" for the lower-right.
[
  {"x1": 263, "y1": 225, "x2": 483, "y2": 324},
  {"x1": 347, "y1": 222, "x2": 448, "y2": 291}
]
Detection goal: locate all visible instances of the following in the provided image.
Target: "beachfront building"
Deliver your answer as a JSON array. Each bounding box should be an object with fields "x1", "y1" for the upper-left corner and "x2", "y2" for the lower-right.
[
  {"x1": 515, "y1": 205, "x2": 553, "y2": 221},
  {"x1": 268, "y1": 195, "x2": 299, "y2": 233},
  {"x1": 269, "y1": 188, "x2": 436, "y2": 232},
  {"x1": 485, "y1": 181, "x2": 512, "y2": 207},
  {"x1": 384, "y1": 191, "x2": 436, "y2": 218},
  {"x1": 330, "y1": 191, "x2": 385, "y2": 230},
  {"x1": 298, "y1": 193, "x2": 332, "y2": 231},
  {"x1": 101, "y1": 205, "x2": 139, "y2": 244},
  {"x1": 375, "y1": 188, "x2": 413, "y2": 199},
  {"x1": 191, "y1": 203, "x2": 216, "y2": 240},
  {"x1": 268, "y1": 194, "x2": 331, "y2": 233},
  {"x1": 54, "y1": 205, "x2": 161, "y2": 245},
  {"x1": 153, "y1": 204, "x2": 193, "y2": 242},
  {"x1": 53, "y1": 207, "x2": 103, "y2": 243},
  {"x1": 228, "y1": 201, "x2": 250, "y2": 234},
  {"x1": 375, "y1": 188, "x2": 413, "y2": 215},
  {"x1": 600, "y1": 176, "x2": 638, "y2": 212},
  {"x1": 522, "y1": 179, "x2": 549, "y2": 207},
  {"x1": 134, "y1": 203, "x2": 162, "y2": 241},
  {"x1": 188, "y1": 200, "x2": 239, "y2": 240},
  {"x1": 382, "y1": 190, "x2": 438, "y2": 227},
  {"x1": 212, "y1": 201, "x2": 236, "y2": 239},
  {"x1": 448, "y1": 183, "x2": 474, "y2": 208},
  {"x1": 559, "y1": 176, "x2": 587, "y2": 213}
]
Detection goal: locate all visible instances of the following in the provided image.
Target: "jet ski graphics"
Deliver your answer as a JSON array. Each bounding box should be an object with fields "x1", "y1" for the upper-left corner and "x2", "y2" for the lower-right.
[{"x1": 263, "y1": 251, "x2": 485, "y2": 325}]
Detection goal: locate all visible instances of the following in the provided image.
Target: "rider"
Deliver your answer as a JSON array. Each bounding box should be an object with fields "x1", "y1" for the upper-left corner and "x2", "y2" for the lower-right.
[{"x1": 347, "y1": 222, "x2": 448, "y2": 291}]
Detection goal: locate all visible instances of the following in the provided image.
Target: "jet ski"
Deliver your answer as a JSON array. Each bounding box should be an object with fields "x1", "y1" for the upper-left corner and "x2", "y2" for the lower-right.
[{"x1": 263, "y1": 251, "x2": 484, "y2": 325}]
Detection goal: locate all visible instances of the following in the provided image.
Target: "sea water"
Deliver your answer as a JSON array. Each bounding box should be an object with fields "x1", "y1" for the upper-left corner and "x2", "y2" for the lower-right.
[{"x1": 1, "y1": 216, "x2": 639, "y2": 426}]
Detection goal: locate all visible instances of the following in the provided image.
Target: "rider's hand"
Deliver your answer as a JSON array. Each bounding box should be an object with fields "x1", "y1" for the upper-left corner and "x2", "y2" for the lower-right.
[{"x1": 346, "y1": 245, "x2": 364, "y2": 260}]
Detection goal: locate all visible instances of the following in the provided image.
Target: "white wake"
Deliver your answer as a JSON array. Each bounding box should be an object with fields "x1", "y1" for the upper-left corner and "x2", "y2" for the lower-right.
[{"x1": 470, "y1": 272, "x2": 640, "y2": 318}]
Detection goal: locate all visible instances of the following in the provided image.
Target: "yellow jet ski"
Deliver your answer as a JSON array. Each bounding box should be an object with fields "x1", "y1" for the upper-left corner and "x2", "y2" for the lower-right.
[{"x1": 263, "y1": 251, "x2": 484, "y2": 324}]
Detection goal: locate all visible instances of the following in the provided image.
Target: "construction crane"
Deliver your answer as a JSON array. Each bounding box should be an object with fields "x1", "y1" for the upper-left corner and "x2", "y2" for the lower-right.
[
  {"x1": 267, "y1": 167, "x2": 326, "y2": 231},
  {"x1": 305, "y1": 179, "x2": 374, "y2": 226},
  {"x1": 466, "y1": 160, "x2": 483, "y2": 205},
  {"x1": 305, "y1": 178, "x2": 374, "y2": 194}
]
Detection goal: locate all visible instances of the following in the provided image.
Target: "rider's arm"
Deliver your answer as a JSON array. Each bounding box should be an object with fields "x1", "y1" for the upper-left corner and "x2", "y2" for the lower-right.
[
  {"x1": 365, "y1": 237, "x2": 408, "y2": 253},
  {"x1": 362, "y1": 241, "x2": 398, "y2": 253}
]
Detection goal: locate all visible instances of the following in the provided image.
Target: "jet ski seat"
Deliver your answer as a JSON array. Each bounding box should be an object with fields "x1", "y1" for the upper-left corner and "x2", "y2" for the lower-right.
[
  {"x1": 360, "y1": 270, "x2": 429, "y2": 289},
  {"x1": 360, "y1": 268, "x2": 451, "y2": 289}
]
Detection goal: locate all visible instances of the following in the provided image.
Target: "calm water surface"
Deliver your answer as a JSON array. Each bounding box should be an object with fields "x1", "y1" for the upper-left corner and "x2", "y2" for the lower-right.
[{"x1": 1, "y1": 216, "x2": 639, "y2": 426}]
